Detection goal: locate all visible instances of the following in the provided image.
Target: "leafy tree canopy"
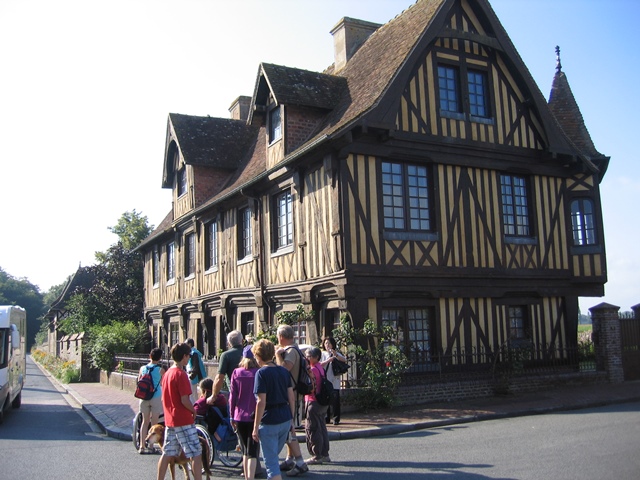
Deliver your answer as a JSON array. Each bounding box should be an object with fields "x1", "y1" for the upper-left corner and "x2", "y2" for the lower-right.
[
  {"x1": 0, "y1": 267, "x2": 45, "y2": 348},
  {"x1": 57, "y1": 211, "x2": 152, "y2": 336},
  {"x1": 100, "y1": 209, "x2": 154, "y2": 256}
]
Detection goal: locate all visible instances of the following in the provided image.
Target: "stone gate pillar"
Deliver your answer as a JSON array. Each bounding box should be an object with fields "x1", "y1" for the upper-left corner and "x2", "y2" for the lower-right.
[{"x1": 589, "y1": 302, "x2": 624, "y2": 383}]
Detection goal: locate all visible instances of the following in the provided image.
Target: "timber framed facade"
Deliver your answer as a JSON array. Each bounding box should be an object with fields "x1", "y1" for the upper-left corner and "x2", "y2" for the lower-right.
[{"x1": 138, "y1": 0, "x2": 609, "y2": 374}]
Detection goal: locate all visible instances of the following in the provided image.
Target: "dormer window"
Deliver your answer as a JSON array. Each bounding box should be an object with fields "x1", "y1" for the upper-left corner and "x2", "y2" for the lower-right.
[
  {"x1": 269, "y1": 106, "x2": 282, "y2": 143},
  {"x1": 177, "y1": 167, "x2": 187, "y2": 197}
]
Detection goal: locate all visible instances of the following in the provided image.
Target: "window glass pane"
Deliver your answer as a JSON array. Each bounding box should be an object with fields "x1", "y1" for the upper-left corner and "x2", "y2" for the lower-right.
[
  {"x1": 269, "y1": 107, "x2": 281, "y2": 142},
  {"x1": 207, "y1": 221, "x2": 218, "y2": 269},
  {"x1": 240, "y1": 208, "x2": 252, "y2": 258},
  {"x1": 185, "y1": 233, "x2": 195, "y2": 276},
  {"x1": 571, "y1": 198, "x2": 597, "y2": 246},
  {"x1": 500, "y1": 174, "x2": 530, "y2": 236},
  {"x1": 468, "y1": 70, "x2": 488, "y2": 117},
  {"x1": 276, "y1": 191, "x2": 293, "y2": 248},
  {"x1": 437, "y1": 65, "x2": 460, "y2": 112},
  {"x1": 166, "y1": 242, "x2": 175, "y2": 280},
  {"x1": 382, "y1": 161, "x2": 430, "y2": 232},
  {"x1": 508, "y1": 306, "x2": 527, "y2": 339}
]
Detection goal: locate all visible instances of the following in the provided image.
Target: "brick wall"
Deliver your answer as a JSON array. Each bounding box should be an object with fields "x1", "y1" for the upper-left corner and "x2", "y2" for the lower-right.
[
  {"x1": 192, "y1": 166, "x2": 231, "y2": 208},
  {"x1": 340, "y1": 371, "x2": 607, "y2": 408},
  {"x1": 286, "y1": 106, "x2": 325, "y2": 153},
  {"x1": 590, "y1": 302, "x2": 625, "y2": 383}
]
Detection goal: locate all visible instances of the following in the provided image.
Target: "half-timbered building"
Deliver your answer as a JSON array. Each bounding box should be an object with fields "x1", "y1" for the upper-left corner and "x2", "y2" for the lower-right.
[{"x1": 138, "y1": 0, "x2": 609, "y2": 374}]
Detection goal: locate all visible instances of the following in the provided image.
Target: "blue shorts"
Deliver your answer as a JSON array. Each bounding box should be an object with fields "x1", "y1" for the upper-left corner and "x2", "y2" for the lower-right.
[{"x1": 162, "y1": 424, "x2": 202, "y2": 459}]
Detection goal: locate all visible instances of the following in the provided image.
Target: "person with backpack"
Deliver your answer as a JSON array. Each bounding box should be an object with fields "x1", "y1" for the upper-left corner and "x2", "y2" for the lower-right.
[
  {"x1": 186, "y1": 338, "x2": 206, "y2": 402},
  {"x1": 275, "y1": 325, "x2": 309, "y2": 477},
  {"x1": 303, "y1": 347, "x2": 330, "y2": 465},
  {"x1": 137, "y1": 347, "x2": 166, "y2": 454}
]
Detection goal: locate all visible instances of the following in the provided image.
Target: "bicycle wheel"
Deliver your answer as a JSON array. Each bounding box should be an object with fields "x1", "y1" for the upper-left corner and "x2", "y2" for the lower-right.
[
  {"x1": 132, "y1": 411, "x2": 143, "y2": 450},
  {"x1": 216, "y1": 435, "x2": 243, "y2": 467},
  {"x1": 196, "y1": 424, "x2": 215, "y2": 469}
]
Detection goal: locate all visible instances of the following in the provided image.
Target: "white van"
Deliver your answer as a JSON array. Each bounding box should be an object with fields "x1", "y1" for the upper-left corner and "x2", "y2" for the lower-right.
[{"x1": 0, "y1": 305, "x2": 26, "y2": 423}]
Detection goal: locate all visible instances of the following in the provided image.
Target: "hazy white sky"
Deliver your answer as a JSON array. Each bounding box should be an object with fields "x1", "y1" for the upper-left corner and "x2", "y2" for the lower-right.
[{"x1": 1, "y1": 0, "x2": 637, "y2": 313}]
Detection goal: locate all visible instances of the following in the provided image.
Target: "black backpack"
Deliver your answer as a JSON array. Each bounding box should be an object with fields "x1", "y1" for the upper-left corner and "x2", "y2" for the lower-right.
[
  {"x1": 134, "y1": 365, "x2": 158, "y2": 400},
  {"x1": 315, "y1": 366, "x2": 333, "y2": 406},
  {"x1": 287, "y1": 346, "x2": 314, "y2": 395}
]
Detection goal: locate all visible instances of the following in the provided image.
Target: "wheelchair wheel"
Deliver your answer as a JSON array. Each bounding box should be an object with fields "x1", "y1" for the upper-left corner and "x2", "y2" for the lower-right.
[
  {"x1": 196, "y1": 424, "x2": 215, "y2": 469},
  {"x1": 216, "y1": 436, "x2": 242, "y2": 467},
  {"x1": 132, "y1": 411, "x2": 144, "y2": 450}
]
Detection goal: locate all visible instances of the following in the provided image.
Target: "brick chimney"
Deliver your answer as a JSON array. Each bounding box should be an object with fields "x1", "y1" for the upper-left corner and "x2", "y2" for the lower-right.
[
  {"x1": 229, "y1": 96, "x2": 251, "y2": 121},
  {"x1": 330, "y1": 17, "x2": 381, "y2": 73}
]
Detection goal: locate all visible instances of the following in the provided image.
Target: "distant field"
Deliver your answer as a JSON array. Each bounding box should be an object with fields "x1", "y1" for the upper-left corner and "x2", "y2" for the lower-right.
[{"x1": 578, "y1": 325, "x2": 592, "y2": 334}]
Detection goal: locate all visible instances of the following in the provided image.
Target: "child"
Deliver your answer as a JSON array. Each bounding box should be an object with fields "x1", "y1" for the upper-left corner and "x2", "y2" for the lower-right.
[
  {"x1": 194, "y1": 377, "x2": 228, "y2": 441},
  {"x1": 157, "y1": 342, "x2": 203, "y2": 480}
]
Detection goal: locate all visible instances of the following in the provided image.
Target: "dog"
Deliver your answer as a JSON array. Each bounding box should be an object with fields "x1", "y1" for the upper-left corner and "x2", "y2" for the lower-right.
[{"x1": 145, "y1": 423, "x2": 211, "y2": 480}]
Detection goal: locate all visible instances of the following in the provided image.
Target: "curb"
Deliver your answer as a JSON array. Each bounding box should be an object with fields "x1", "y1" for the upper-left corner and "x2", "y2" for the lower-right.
[
  {"x1": 33, "y1": 358, "x2": 640, "y2": 443},
  {"x1": 32, "y1": 358, "x2": 133, "y2": 441}
]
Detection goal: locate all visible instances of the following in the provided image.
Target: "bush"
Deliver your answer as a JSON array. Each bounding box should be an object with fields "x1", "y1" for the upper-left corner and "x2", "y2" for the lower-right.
[
  {"x1": 333, "y1": 317, "x2": 410, "y2": 410},
  {"x1": 84, "y1": 321, "x2": 149, "y2": 371},
  {"x1": 31, "y1": 348, "x2": 81, "y2": 383}
]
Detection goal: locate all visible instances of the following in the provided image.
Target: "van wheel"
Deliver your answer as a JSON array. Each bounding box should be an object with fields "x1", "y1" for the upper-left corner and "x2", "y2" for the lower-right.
[{"x1": 11, "y1": 392, "x2": 21, "y2": 409}]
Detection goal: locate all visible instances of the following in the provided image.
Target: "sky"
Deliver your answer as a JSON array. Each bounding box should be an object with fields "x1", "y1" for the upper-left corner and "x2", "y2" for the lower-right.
[{"x1": 1, "y1": 0, "x2": 637, "y2": 313}]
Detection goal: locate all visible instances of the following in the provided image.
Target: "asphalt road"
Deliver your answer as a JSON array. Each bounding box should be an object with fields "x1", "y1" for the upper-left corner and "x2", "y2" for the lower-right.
[{"x1": 2, "y1": 358, "x2": 639, "y2": 479}]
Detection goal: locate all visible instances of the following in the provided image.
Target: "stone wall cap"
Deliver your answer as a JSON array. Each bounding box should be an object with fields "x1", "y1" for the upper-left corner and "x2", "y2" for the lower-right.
[{"x1": 589, "y1": 302, "x2": 620, "y2": 312}]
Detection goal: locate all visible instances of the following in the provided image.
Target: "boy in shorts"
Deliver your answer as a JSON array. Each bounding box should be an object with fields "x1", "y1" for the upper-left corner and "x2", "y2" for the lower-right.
[{"x1": 157, "y1": 342, "x2": 203, "y2": 480}]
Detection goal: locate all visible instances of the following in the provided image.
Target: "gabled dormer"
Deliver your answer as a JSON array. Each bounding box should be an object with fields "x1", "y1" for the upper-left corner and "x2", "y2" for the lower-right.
[
  {"x1": 162, "y1": 112, "x2": 258, "y2": 220},
  {"x1": 249, "y1": 63, "x2": 347, "y2": 169}
]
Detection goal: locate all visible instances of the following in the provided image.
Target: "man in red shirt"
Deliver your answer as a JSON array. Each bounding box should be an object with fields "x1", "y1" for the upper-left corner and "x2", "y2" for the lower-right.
[{"x1": 157, "y1": 342, "x2": 203, "y2": 480}]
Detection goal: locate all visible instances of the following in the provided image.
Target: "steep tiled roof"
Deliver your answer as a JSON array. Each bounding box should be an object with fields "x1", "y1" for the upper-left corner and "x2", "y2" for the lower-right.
[
  {"x1": 548, "y1": 69, "x2": 603, "y2": 160},
  {"x1": 317, "y1": 0, "x2": 444, "y2": 136},
  {"x1": 47, "y1": 266, "x2": 96, "y2": 314},
  {"x1": 259, "y1": 63, "x2": 347, "y2": 110},
  {"x1": 169, "y1": 113, "x2": 258, "y2": 169}
]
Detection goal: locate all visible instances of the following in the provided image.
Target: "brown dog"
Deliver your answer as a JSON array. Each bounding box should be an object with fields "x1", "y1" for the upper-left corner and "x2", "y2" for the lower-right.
[{"x1": 145, "y1": 423, "x2": 211, "y2": 480}]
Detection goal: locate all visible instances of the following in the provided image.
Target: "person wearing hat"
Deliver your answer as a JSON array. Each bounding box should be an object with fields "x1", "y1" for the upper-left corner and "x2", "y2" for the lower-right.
[{"x1": 229, "y1": 346, "x2": 261, "y2": 480}]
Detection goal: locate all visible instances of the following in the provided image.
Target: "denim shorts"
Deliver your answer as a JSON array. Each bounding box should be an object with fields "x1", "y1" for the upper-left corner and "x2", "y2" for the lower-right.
[
  {"x1": 259, "y1": 421, "x2": 291, "y2": 479},
  {"x1": 162, "y1": 424, "x2": 202, "y2": 459}
]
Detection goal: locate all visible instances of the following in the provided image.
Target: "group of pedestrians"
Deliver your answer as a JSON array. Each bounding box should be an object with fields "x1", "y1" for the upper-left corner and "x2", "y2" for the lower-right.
[{"x1": 135, "y1": 328, "x2": 347, "y2": 480}]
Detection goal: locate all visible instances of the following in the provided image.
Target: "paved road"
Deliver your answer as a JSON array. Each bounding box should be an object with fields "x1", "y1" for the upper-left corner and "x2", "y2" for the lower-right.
[
  {"x1": 311, "y1": 401, "x2": 640, "y2": 480},
  {"x1": 0, "y1": 359, "x2": 160, "y2": 479},
  {"x1": 4, "y1": 359, "x2": 640, "y2": 479}
]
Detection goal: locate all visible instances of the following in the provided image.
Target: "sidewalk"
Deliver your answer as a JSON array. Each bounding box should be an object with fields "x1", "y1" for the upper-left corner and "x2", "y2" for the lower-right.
[{"x1": 40, "y1": 362, "x2": 640, "y2": 442}]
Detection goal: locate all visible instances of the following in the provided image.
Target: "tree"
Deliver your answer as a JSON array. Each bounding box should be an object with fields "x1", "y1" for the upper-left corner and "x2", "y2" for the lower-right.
[
  {"x1": 102, "y1": 209, "x2": 153, "y2": 255},
  {"x1": 58, "y1": 211, "x2": 153, "y2": 335},
  {"x1": 0, "y1": 267, "x2": 46, "y2": 348}
]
